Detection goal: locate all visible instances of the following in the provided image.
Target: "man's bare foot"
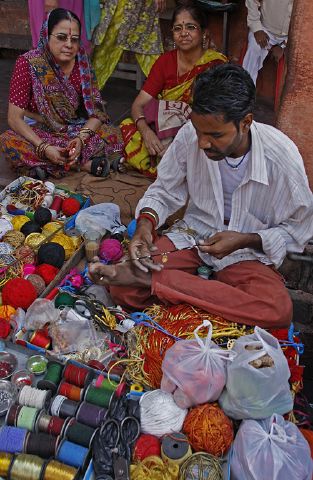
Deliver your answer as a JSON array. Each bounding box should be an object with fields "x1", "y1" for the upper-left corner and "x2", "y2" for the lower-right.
[{"x1": 88, "y1": 261, "x2": 151, "y2": 287}]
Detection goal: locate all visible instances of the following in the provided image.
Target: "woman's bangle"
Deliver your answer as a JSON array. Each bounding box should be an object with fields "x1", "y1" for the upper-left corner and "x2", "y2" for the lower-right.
[
  {"x1": 76, "y1": 136, "x2": 85, "y2": 148},
  {"x1": 140, "y1": 209, "x2": 158, "y2": 227},
  {"x1": 35, "y1": 141, "x2": 50, "y2": 160},
  {"x1": 137, "y1": 213, "x2": 157, "y2": 241},
  {"x1": 135, "y1": 115, "x2": 146, "y2": 129},
  {"x1": 79, "y1": 127, "x2": 95, "y2": 137}
]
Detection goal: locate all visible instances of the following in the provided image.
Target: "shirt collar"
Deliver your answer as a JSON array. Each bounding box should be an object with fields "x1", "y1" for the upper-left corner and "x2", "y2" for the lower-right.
[{"x1": 247, "y1": 121, "x2": 269, "y2": 185}]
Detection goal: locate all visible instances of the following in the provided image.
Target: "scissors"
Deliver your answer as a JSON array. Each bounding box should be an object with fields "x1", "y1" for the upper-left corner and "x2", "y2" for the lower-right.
[{"x1": 100, "y1": 416, "x2": 140, "y2": 480}]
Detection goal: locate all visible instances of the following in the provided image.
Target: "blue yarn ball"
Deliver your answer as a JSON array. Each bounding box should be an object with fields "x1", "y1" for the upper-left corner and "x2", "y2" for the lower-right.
[{"x1": 127, "y1": 219, "x2": 137, "y2": 239}]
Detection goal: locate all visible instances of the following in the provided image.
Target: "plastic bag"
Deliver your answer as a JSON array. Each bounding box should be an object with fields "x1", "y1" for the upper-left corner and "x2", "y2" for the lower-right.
[
  {"x1": 161, "y1": 320, "x2": 235, "y2": 408},
  {"x1": 231, "y1": 414, "x2": 313, "y2": 480},
  {"x1": 219, "y1": 327, "x2": 293, "y2": 419},
  {"x1": 24, "y1": 299, "x2": 60, "y2": 330}
]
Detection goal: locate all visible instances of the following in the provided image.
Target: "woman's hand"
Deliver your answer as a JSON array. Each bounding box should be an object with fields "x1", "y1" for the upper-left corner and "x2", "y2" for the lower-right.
[
  {"x1": 66, "y1": 137, "x2": 83, "y2": 166},
  {"x1": 142, "y1": 128, "x2": 164, "y2": 156},
  {"x1": 45, "y1": 145, "x2": 69, "y2": 166}
]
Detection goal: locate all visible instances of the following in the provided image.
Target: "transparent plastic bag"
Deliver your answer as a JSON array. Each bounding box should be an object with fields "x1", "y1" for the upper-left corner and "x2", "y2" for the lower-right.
[
  {"x1": 231, "y1": 414, "x2": 313, "y2": 480},
  {"x1": 24, "y1": 299, "x2": 60, "y2": 330},
  {"x1": 161, "y1": 320, "x2": 235, "y2": 407},
  {"x1": 219, "y1": 327, "x2": 293, "y2": 420}
]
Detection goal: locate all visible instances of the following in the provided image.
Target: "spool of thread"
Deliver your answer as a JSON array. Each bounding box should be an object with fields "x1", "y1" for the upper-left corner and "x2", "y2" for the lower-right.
[
  {"x1": 0, "y1": 426, "x2": 28, "y2": 453},
  {"x1": 0, "y1": 452, "x2": 13, "y2": 477},
  {"x1": 54, "y1": 292, "x2": 76, "y2": 309},
  {"x1": 42, "y1": 459, "x2": 78, "y2": 480},
  {"x1": 65, "y1": 419, "x2": 96, "y2": 448},
  {"x1": 16, "y1": 406, "x2": 39, "y2": 432},
  {"x1": 18, "y1": 386, "x2": 51, "y2": 410},
  {"x1": 41, "y1": 194, "x2": 53, "y2": 208},
  {"x1": 36, "y1": 411, "x2": 66, "y2": 437},
  {"x1": 50, "y1": 196, "x2": 63, "y2": 214},
  {"x1": 95, "y1": 375, "x2": 118, "y2": 391},
  {"x1": 10, "y1": 453, "x2": 45, "y2": 480},
  {"x1": 50, "y1": 395, "x2": 79, "y2": 419},
  {"x1": 44, "y1": 181, "x2": 55, "y2": 194},
  {"x1": 133, "y1": 434, "x2": 161, "y2": 461},
  {"x1": 5, "y1": 404, "x2": 22, "y2": 426},
  {"x1": 29, "y1": 330, "x2": 51, "y2": 349},
  {"x1": 25, "y1": 432, "x2": 59, "y2": 459},
  {"x1": 130, "y1": 383, "x2": 144, "y2": 393},
  {"x1": 63, "y1": 364, "x2": 91, "y2": 388},
  {"x1": 58, "y1": 381, "x2": 83, "y2": 402},
  {"x1": 85, "y1": 384, "x2": 113, "y2": 408},
  {"x1": 76, "y1": 401, "x2": 107, "y2": 428},
  {"x1": 37, "y1": 361, "x2": 64, "y2": 392},
  {"x1": 57, "y1": 439, "x2": 89, "y2": 468},
  {"x1": 161, "y1": 433, "x2": 192, "y2": 467}
]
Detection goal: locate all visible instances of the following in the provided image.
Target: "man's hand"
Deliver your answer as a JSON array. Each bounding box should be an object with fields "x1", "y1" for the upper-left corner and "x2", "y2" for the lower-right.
[
  {"x1": 254, "y1": 30, "x2": 270, "y2": 48},
  {"x1": 129, "y1": 219, "x2": 163, "y2": 273},
  {"x1": 271, "y1": 45, "x2": 284, "y2": 63},
  {"x1": 198, "y1": 231, "x2": 262, "y2": 259}
]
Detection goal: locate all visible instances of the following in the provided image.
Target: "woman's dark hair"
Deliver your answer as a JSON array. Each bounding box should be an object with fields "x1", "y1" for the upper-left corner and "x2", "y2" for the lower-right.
[
  {"x1": 192, "y1": 64, "x2": 256, "y2": 129},
  {"x1": 171, "y1": 1, "x2": 209, "y2": 30},
  {"x1": 48, "y1": 8, "x2": 81, "y2": 36}
]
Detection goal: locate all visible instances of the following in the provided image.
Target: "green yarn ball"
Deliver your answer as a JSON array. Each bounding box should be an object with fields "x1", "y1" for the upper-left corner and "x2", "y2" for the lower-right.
[{"x1": 54, "y1": 292, "x2": 75, "y2": 308}]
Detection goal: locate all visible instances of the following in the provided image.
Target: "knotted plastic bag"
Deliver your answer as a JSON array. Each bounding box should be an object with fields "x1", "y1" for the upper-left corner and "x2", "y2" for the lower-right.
[
  {"x1": 231, "y1": 414, "x2": 313, "y2": 480},
  {"x1": 219, "y1": 326, "x2": 293, "y2": 419},
  {"x1": 161, "y1": 320, "x2": 235, "y2": 408}
]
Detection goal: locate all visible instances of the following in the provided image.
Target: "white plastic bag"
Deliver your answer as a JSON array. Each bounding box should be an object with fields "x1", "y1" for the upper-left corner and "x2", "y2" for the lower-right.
[
  {"x1": 219, "y1": 327, "x2": 293, "y2": 419},
  {"x1": 161, "y1": 320, "x2": 235, "y2": 408},
  {"x1": 24, "y1": 299, "x2": 60, "y2": 330},
  {"x1": 231, "y1": 414, "x2": 313, "y2": 480}
]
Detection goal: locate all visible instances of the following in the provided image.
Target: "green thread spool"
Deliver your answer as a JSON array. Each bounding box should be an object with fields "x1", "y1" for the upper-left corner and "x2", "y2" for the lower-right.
[
  {"x1": 37, "y1": 361, "x2": 63, "y2": 393},
  {"x1": 16, "y1": 406, "x2": 39, "y2": 431},
  {"x1": 96, "y1": 378, "x2": 118, "y2": 392},
  {"x1": 66, "y1": 420, "x2": 96, "y2": 448},
  {"x1": 85, "y1": 385, "x2": 114, "y2": 408},
  {"x1": 54, "y1": 292, "x2": 75, "y2": 309}
]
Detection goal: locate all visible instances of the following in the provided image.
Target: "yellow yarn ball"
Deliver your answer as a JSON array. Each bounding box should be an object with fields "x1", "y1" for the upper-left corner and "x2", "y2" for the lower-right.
[
  {"x1": 11, "y1": 215, "x2": 29, "y2": 231},
  {"x1": 24, "y1": 233, "x2": 46, "y2": 250},
  {"x1": 42, "y1": 222, "x2": 63, "y2": 237},
  {"x1": 52, "y1": 233, "x2": 75, "y2": 260}
]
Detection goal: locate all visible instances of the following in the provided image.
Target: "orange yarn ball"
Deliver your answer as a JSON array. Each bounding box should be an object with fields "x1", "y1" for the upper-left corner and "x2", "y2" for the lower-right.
[{"x1": 183, "y1": 403, "x2": 234, "y2": 457}]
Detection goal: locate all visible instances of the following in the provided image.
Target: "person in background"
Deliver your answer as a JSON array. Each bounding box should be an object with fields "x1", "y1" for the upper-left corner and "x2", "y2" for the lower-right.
[
  {"x1": 0, "y1": 8, "x2": 123, "y2": 179},
  {"x1": 242, "y1": 0, "x2": 294, "y2": 84},
  {"x1": 28, "y1": 0, "x2": 91, "y2": 52},
  {"x1": 89, "y1": 64, "x2": 313, "y2": 329},
  {"x1": 120, "y1": 1, "x2": 226, "y2": 177}
]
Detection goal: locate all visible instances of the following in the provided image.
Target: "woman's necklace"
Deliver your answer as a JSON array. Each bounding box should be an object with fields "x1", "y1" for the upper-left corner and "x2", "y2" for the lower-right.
[{"x1": 224, "y1": 150, "x2": 249, "y2": 170}]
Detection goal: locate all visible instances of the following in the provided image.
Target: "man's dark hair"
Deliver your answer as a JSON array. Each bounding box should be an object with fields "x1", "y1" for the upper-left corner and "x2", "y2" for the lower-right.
[
  {"x1": 171, "y1": 1, "x2": 209, "y2": 31},
  {"x1": 192, "y1": 64, "x2": 256, "y2": 129},
  {"x1": 48, "y1": 8, "x2": 81, "y2": 36}
]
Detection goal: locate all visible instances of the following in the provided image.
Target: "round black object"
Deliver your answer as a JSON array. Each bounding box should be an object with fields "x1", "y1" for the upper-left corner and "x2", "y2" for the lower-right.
[
  {"x1": 37, "y1": 242, "x2": 65, "y2": 268},
  {"x1": 21, "y1": 221, "x2": 42, "y2": 236},
  {"x1": 34, "y1": 206, "x2": 52, "y2": 226}
]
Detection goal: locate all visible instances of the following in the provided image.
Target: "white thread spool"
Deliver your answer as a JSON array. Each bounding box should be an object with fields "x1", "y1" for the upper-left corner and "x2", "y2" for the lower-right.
[
  {"x1": 44, "y1": 181, "x2": 55, "y2": 194},
  {"x1": 42, "y1": 194, "x2": 53, "y2": 208}
]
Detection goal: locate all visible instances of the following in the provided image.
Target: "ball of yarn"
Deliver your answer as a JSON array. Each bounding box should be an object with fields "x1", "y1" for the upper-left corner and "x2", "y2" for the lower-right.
[
  {"x1": 0, "y1": 318, "x2": 10, "y2": 339},
  {"x1": 54, "y1": 292, "x2": 75, "y2": 308},
  {"x1": 27, "y1": 274, "x2": 46, "y2": 295},
  {"x1": 42, "y1": 222, "x2": 62, "y2": 237},
  {"x1": 183, "y1": 403, "x2": 233, "y2": 457},
  {"x1": 99, "y1": 239, "x2": 123, "y2": 263},
  {"x1": 20, "y1": 221, "x2": 42, "y2": 237},
  {"x1": 37, "y1": 242, "x2": 65, "y2": 268},
  {"x1": 70, "y1": 193, "x2": 85, "y2": 207},
  {"x1": 14, "y1": 245, "x2": 35, "y2": 264},
  {"x1": 11, "y1": 215, "x2": 30, "y2": 231},
  {"x1": 62, "y1": 198, "x2": 81, "y2": 216},
  {"x1": 2, "y1": 278, "x2": 37, "y2": 310},
  {"x1": 127, "y1": 219, "x2": 137, "y2": 239},
  {"x1": 24, "y1": 233, "x2": 46, "y2": 249},
  {"x1": 140, "y1": 390, "x2": 188, "y2": 438},
  {"x1": 34, "y1": 207, "x2": 52, "y2": 226},
  {"x1": 133, "y1": 434, "x2": 161, "y2": 461},
  {"x1": 0, "y1": 305, "x2": 16, "y2": 321},
  {"x1": 2, "y1": 230, "x2": 25, "y2": 248},
  {"x1": 35, "y1": 264, "x2": 59, "y2": 285},
  {"x1": 51, "y1": 234, "x2": 75, "y2": 260}
]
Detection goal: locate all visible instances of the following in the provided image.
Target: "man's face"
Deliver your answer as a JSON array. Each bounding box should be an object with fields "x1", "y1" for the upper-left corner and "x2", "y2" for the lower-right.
[{"x1": 190, "y1": 111, "x2": 251, "y2": 160}]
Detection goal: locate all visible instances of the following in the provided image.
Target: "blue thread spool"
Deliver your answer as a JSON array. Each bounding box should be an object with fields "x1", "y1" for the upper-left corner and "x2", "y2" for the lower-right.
[
  {"x1": 127, "y1": 219, "x2": 137, "y2": 239},
  {"x1": 0, "y1": 426, "x2": 28, "y2": 453},
  {"x1": 57, "y1": 439, "x2": 89, "y2": 468}
]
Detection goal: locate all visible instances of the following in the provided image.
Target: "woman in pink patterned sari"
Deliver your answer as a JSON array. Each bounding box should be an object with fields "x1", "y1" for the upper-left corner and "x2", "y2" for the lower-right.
[{"x1": 0, "y1": 8, "x2": 123, "y2": 179}]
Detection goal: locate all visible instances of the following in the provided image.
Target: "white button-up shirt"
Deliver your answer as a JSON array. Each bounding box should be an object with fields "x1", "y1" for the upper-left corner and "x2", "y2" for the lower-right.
[
  {"x1": 245, "y1": 0, "x2": 294, "y2": 37},
  {"x1": 136, "y1": 120, "x2": 313, "y2": 271}
]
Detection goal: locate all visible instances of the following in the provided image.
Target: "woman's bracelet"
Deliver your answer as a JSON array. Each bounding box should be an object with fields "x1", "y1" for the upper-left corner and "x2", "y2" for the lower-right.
[
  {"x1": 79, "y1": 127, "x2": 95, "y2": 137},
  {"x1": 140, "y1": 209, "x2": 158, "y2": 227},
  {"x1": 75, "y1": 136, "x2": 85, "y2": 148},
  {"x1": 35, "y1": 141, "x2": 50, "y2": 160},
  {"x1": 135, "y1": 115, "x2": 146, "y2": 129}
]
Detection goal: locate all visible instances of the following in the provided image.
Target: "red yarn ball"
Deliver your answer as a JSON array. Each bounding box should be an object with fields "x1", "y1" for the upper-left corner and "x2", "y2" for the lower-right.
[
  {"x1": 0, "y1": 318, "x2": 11, "y2": 339},
  {"x1": 99, "y1": 239, "x2": 123, "y2": 263},
  {"x1": 62, "y1": 198, "x2": 81, "y2": 217},
  {"x1": 133, "y1": 434, "x2": 161, "y2": 461},
  {"x1": 35, "y1": 264, "x2": 59, "y2": 285},
  {"x1": 2, "y1": 278, "x2": 37, "y2": 310}
]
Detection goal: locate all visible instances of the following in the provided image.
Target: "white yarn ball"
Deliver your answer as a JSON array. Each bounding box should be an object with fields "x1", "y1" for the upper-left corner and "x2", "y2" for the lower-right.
[{"x1": 140, "y1": 389, "x2": 188, "y2": 437}]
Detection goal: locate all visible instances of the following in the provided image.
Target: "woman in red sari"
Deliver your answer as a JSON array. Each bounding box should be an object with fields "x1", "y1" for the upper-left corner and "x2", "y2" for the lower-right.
[{"x1": 0, "y1": 8, "x2": 123, "y2": 179}]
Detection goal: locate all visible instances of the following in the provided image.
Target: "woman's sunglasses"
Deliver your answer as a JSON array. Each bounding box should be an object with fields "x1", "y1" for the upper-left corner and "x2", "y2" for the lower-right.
[{"x1": 50, "y1": 33, "x2": 81, "y2": 44}]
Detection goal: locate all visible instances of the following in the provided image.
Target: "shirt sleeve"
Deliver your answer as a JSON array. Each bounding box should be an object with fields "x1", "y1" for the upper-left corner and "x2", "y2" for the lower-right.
[
  {"x1": 245, "y1": 0, "x2": 264, "y2": 33},
  {"x1": 136, "y1": 125, "x2": 189, "y2": 226},
  {"x1": 9, "y1": 55, "x2": 32, "y2": 110},
  {"x1": 142, "y1": 54, "x2": 167, "y2": 98}
]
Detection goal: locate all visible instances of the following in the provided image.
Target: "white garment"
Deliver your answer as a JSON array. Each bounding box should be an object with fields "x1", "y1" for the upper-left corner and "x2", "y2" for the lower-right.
[
  {"x1": 219, "y1": 152, "x2": 250, "y2": 220},
  {"x1": 136, "y1": 120, "x2": 313, "y2": 271},
  {"x1": 243, "y1": 29, "x2": 288, "y2": 85},
  {"x1": 245, "y1": 0, "x2": 293, "y2": 37}
]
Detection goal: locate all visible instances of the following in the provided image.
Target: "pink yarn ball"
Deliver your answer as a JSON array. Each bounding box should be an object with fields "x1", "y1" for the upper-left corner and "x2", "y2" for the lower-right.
[{"x1": 99, "y1": 239, "x2": 123, "y2": 263}]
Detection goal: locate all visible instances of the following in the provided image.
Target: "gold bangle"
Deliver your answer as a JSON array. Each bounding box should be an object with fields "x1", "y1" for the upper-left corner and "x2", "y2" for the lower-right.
[
  {"x1": 140, "y1": 209, "x2": 158, "y2": 225},
  {"x1": 135, "y1": 115, "x2": 146, "y2": 129}
]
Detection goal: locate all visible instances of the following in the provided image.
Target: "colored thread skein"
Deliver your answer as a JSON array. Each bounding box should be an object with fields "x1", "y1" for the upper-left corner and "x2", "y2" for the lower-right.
[
  {"x1": 0, "y1": 426, "x2": 28, "y2": 453},
  {"x1": 42, "y1": 459, "x2": 78, "y2": 480},
  {"x1": 161, "y1": 433, "x2": 192, "y2": 467},
  {"x1": 57, "y1": 439, "x2": 89, "y2": 468},
  {"x1": 65, "y1": 419, "x2": 96, "y2": 448},
  {"x1": 76, "y1": 401, "x2": 107, "y2": 428},
  {"x1": 10, "y1": 454, "x2": 44, "y2": 480}
]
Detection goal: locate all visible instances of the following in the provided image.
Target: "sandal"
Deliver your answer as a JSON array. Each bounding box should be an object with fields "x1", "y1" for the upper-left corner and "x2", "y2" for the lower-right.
[{"x1": 90, "y1": 156, "x2": 110, "y2": 177}]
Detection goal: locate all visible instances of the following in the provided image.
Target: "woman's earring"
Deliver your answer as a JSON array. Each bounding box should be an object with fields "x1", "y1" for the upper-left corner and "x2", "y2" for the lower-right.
[
  {"x1": 173, "y1": 41, "x2": 176, "y2": 49},
  {"x1": 202, "y1": 35, "x2": 206, "y2": 49}
]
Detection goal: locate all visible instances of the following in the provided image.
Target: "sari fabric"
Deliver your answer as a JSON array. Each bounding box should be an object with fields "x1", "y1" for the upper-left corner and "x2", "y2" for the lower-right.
[
  {"x1": 0, "y1": 19, "x2": 123, "y2": 177},
  {"x1": 120, "y1": 49, "x2": 227, "y2": 177}
]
